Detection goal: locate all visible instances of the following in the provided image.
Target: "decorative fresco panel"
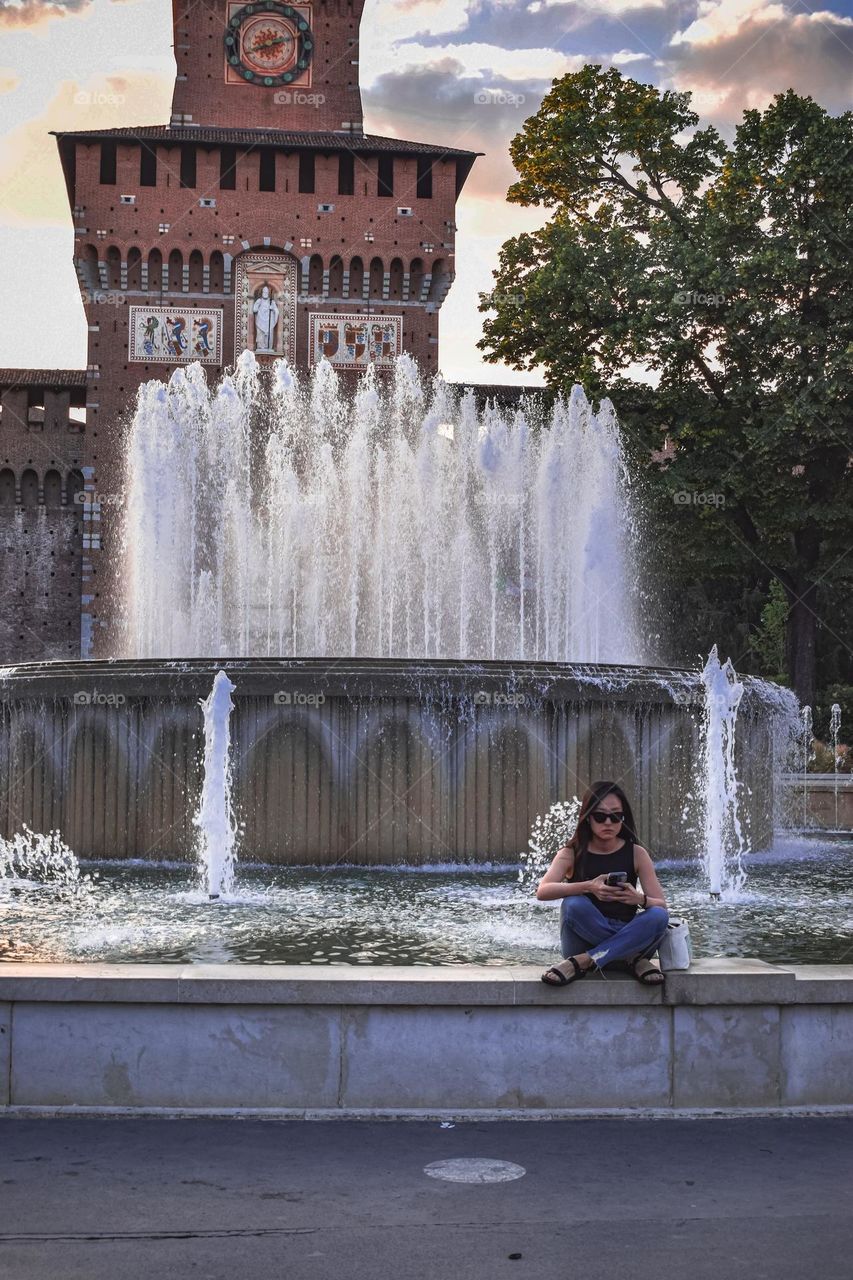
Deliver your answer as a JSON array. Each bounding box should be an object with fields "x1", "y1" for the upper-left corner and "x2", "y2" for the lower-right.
[
  {"x1": 128, "y1": 307, "x2": 223, "y2": 364},
  {"x1": 309, "y1": 313, "x2": 402, "y2": 370}
]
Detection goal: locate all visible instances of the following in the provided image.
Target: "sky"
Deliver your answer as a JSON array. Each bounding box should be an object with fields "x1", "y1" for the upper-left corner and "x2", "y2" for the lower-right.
[{"x1": 0, "y1": 0, "x2": 851, "y2": 384}]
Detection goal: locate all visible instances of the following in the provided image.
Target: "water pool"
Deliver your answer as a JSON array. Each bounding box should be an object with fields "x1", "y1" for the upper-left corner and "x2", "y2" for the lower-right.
[{"x1": 2, "y1": 836, "x2": 850, "y2": 967}]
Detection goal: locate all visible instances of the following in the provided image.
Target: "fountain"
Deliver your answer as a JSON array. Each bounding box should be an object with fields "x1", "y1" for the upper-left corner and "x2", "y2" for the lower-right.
[
  {"x1": 801, "y1": 704, "x2": 814, "y2": 829},
  {"x1": 830, "y1": 702, "x2": 842, "y2": 832},
  {"x1": 122, "y1": 354, "x2": 645, "y2": 663},
  {"x1": 699, "y1": 647, "x2": 748, "y2": 899},
  {"x1": 0, "y1": 356, "x2": 809, "y2": 961},
  {"x1": 194, "y1": 670, "x2": 238, "y2": 900}
]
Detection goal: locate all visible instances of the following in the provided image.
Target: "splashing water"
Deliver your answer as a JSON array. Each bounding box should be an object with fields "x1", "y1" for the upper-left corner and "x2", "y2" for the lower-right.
[
  {"x1": 193, "y1": 670, "x2": 238, "y2": 899},
  {"x1": 830, "y1": 702, "x2": 842, "y2": 830},
  {"x1": 801, "y1": 704, "x2": 814, "y2": 829},
  {"x1": 700, "y1": 646, "x2": 748, "y2": 897},
  {"x1": 0, "y1": 826, "x2": 90, "y2": 891},
  {"x1": 519, "y1": 797, "x2": 582, "y2": 891},
  {"x1": 122, "y1": 355, "x2": 645, "y2": 662}
]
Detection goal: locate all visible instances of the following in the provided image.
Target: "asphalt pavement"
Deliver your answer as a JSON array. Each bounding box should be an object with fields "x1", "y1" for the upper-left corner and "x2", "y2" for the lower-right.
[{"x1": 0, "y1": 1115, "x2": 851, "y2": 1279}]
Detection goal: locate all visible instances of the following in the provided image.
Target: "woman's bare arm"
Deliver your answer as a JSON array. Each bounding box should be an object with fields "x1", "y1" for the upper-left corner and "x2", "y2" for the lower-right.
[
  {"x1": 633, "y1": 845, "x2": 667, "y2": 907},
  {"x1": 535, "y1": 846, "x2": 580, "y2": 900}
]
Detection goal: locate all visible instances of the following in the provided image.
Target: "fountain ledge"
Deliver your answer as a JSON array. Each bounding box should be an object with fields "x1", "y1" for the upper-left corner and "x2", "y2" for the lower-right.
[{"x1": 2, "y1": 961, "x2": 853, "y2": 1115}]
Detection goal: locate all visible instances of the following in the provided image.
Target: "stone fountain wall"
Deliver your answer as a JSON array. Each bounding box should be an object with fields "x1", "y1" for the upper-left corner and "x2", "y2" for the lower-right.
[{"x1": 0, "y1": 659, "x2": 779, "y2": 863}]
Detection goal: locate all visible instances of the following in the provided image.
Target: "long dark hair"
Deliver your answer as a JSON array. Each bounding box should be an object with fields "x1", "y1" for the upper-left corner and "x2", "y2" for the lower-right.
[{"x1": 565, "y1": 780, "x2": 640, "y2": 880}]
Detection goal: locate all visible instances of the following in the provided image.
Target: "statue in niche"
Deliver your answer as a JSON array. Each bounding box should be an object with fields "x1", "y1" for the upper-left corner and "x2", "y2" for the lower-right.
[{"x1": 253, "y1": 284, "x2": 280, "y2": 353}]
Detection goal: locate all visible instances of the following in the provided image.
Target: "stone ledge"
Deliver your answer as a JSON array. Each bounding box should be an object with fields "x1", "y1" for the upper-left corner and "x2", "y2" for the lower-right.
[{"x1": 0, "y1": 959, "x2": 848, "y2": 1005}]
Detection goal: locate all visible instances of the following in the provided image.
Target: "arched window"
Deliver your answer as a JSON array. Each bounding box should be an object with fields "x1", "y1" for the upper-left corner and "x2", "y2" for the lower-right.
[
  {"x1": 428, "y1": 258, "x2": 449, "y2": 302},
  {"x1": 106, "y1": 246, "x2": 122, "y2": 290},
  {"x1": 127, "y1": 246, "x2": 142, "y2": 291},
  {"x1": 81, "y1": 244, "x2": 100, "y2": 292},
  {"x1": 168, "y1": 249, "x2": 183, "y2": 293},
  {"x1": 308, "y1": 253, "x2": 323, "y2": 296},
  {"x1": 147, "y1": 248, "x2": 163, "y2": 292},
  {"x1": 328, "y1": 255, "x2": 344, "y2": 297},
  {"x1": 409, "y1": 257, "x2": 424, "y2": 300},
  {"x1": 66, "y1": 469, "x2": 85, "y2": 509},
  {"x1": 20, "y1": 469, "x2": 38, "y2": 509},
  {"x1": 389, "y1": 257, "x2": 404, "y2": 300},
  {"x1": 348, "y1": 256, "x2": 364, "y2": 298},
  {"x1": 0, "y1": 469, "x2": 15, "y2": 508},
  {"x1": 209, "y1": 251, "x2": 224, "y2": 293},
  {"x1": 188, "y1": 249, "x2": 204, "y2": 292},
  {"x1": 369, "y1": 257, "x2": 383, "y2": 299},
  {"x1": 43, "y1": 469, "x2": 62, "y2": 508}
]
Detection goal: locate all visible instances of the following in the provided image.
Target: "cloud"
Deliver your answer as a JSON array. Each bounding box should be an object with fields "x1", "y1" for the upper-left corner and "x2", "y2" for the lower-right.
[
  {"x1": 0, "y1": 0, "x2": 129, "y2": 27},
  {"x1": 364, "y1": 58, "x2": 561, "y2": 200},
  {"x1": 0, "y1": 72, "x2": 170, "y2": 223},
  {"x1": 394, "y1": 0, "x2": 672, "y2": 54},
  {"x1": 665, "y1": 1, "x2": 853, "y2": 121}
]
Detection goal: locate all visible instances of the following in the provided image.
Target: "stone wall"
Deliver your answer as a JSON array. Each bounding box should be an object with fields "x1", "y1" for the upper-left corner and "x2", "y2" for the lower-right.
[
  {"x1": 0, "y1": 658, "x2": 781, "y2": 862},
  {"x1": 0, "y1": 377, "x2": 89, "y2": 663},
  {"x1": 1, "y1": 960, "x2": 851, "y2": 1115}
]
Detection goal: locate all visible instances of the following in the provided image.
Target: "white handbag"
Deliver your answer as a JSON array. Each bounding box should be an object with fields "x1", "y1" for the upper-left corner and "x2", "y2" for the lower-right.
[{"x1": 657, "y1": 917, "x2": 692, "y2": 971}]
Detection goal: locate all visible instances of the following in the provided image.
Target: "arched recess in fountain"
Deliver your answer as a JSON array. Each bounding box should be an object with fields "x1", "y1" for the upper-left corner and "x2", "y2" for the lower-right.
[
  {"x1": 131, "y1": 707, "x2": 203, "y2": 861},
  {"x1": 238, "y1": 710, "x2": 335, "y2": 864},
  {"x1": 347, "y1": 708, "x2": 446, "y2": 865},
  {"x1": 1, "y1": 705, "x2": 61, "y2": 837},
  {"x1": 455, "y1": 722, "x2": 536, "y2": 861},
  {"x1": 65, "y1": 711, "x2": 134, "y2": 858}
]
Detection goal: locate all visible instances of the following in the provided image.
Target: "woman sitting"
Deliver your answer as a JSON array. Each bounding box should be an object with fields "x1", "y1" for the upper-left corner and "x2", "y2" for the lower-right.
[{"x1": 537, "y1": 780, "x2": 669, "y2": 986}]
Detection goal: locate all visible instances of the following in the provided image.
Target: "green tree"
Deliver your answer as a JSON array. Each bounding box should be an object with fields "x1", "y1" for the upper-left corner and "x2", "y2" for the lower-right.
[{"x1": 479, "y1": 67, "x2": 853, "y2": 706}]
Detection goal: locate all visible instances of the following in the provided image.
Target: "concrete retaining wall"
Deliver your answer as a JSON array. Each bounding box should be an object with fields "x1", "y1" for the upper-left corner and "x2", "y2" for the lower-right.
[
  {"x1": 789, "y1": 773, "x2": 853, "y2": 832},
  {"x1": 1, "y1": 960, "x2": 852, "y2": 1116}
]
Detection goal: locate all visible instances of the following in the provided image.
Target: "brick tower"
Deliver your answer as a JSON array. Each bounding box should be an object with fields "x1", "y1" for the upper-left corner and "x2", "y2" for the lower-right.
[{"x1": 38, "y1": 0, "x2": 480, "y2": 658}]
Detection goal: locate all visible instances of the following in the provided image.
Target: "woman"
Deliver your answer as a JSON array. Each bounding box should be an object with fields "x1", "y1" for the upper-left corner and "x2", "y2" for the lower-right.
[{"x1": 537, "y1": 780, "x2": 669, "y2": 986}]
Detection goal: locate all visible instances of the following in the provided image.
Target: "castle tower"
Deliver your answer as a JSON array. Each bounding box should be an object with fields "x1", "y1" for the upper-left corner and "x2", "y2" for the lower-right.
[{"x1": 43, "y1": 0, "x2": 480, "y2": 657}]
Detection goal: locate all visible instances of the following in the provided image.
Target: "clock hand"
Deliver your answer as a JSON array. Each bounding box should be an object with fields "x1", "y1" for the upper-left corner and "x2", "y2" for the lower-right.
[{"x1": 250, "y1": 33, "x2": 292, "y2": 51}]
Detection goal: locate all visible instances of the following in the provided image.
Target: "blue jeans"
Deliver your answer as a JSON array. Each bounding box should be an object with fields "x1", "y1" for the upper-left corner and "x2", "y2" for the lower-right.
[{"x1": 560, "y1": 896, "x2": 669, "y2": 970}]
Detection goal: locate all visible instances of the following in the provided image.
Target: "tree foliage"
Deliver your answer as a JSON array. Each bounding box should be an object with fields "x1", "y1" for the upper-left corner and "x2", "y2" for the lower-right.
[{"x1": 479, "y1": 68, "x2": 853, "y2": 705}]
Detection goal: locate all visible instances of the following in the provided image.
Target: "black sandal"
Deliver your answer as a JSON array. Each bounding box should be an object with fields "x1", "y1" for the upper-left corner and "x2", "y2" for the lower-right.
[
  {"x1": 541, "y1": 956, "x2": 590, "y2": 986},
  {"x1": 630, "y1": 957, "x2": 665, "y2": 986}
]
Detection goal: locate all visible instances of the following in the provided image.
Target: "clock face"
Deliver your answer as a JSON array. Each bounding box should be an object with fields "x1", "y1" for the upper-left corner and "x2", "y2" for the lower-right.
[{"x1": 225, "y1": 3, "x2": 313, "y2": 87}]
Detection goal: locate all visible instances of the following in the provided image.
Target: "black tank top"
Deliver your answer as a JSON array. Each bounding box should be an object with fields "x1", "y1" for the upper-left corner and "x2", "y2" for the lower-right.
[{"x1": 570, "y1": 836, "x2": 638, "y2": 922}]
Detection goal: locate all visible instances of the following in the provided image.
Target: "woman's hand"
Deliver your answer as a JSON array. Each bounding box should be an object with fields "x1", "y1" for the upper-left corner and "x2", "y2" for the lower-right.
[
  {"x1": 616, "y1": 883, "x2": 646, "y2": 906},
  {"x1": 589, "y1": 874, "x2": 629, "y2": 902},
  {"x1": 590, "y1": 877, "x2": 645, "y2": 905}
]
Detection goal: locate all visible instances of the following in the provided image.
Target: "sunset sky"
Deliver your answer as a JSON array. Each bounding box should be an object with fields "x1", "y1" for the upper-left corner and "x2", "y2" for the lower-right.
[{"x1": 0, "y1": 0, "x2": 851, "y2": 384}]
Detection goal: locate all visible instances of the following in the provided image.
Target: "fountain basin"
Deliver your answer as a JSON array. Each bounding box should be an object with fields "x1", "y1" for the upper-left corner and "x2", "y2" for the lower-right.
[
  {"x1": 0, "y1": 658, "x2": 786, "y2": 863},
  {"x1": 2, "y1": 959, "x2": 853, "y2": 1116}
]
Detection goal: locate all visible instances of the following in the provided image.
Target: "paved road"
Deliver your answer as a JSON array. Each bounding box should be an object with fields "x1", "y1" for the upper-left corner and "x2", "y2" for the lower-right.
[{"x1": 0, "y1": 1116, "x2": 851, "y2": 1279}]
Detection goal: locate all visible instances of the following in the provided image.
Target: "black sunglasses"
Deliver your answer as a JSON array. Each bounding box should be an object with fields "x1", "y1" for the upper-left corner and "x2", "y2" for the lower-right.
[{"x1": 590, "y1": 810, "x2": 624, "y2": 824}]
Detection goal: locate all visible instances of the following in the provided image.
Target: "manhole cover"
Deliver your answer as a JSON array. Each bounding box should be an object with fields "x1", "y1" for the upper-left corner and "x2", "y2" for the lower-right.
[{"x1": 423, "y1": 1159, "x2": 526, "y2": 1184}]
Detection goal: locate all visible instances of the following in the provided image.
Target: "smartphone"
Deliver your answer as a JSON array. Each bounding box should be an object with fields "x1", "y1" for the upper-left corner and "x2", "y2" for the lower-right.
[{"x1": 606, "y1": 872, "x2": 628, "y2": 887}]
